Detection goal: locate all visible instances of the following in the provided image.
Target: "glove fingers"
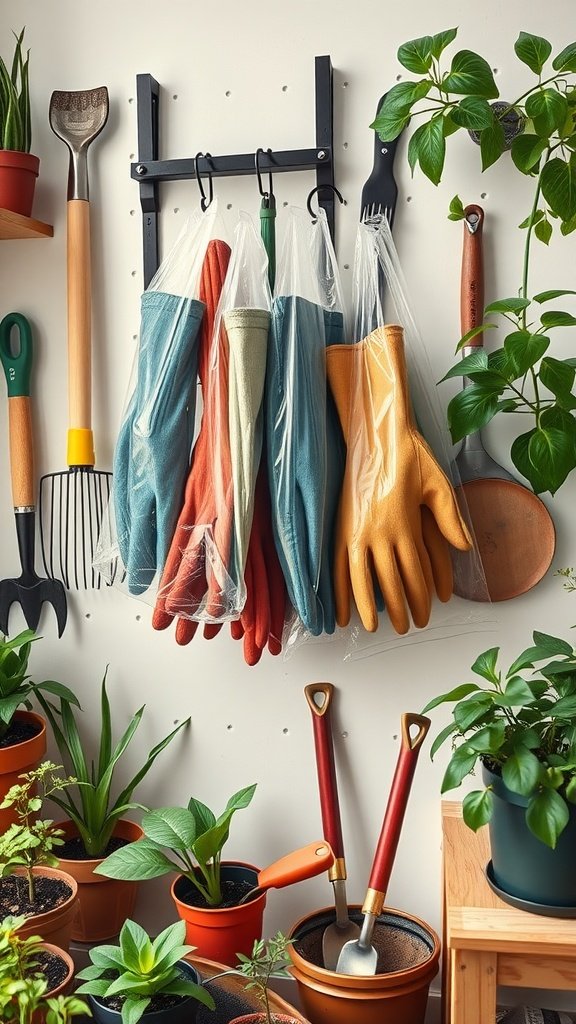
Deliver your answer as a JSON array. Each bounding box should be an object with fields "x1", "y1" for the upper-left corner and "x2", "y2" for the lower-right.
[
  {"x1": 418, "y1": 445, "x2": 473, "y2": 552},
  {"x1": 230, "y1": 618, "x2": 244, "y2": 641},
  {"x1": 334, "y1": 534, "x2": 353, "y2": 629},
  {"x1": 175, "y1": 617, "x2": 199, "y2": 645},
  {"x1": 421, "y1": 506, "x2": 454, "y2": 603},
  {"x1": 349, "y1": 547, "x2": 379, "y2": 634},
  {"x1": 246, "y1": 541, "x2": 270, "y2": 652},
  {"x1": 204, "y1": 623, "x2": 223, "y2": 640},
  {"x1": 371, "y1": 548, "x2": 410, "y2": 635},
  {"x1": 152, "y1": 608, "x2": 174, "y2": 631},
  {"x1": 394, "y1": 537, "x2": 433, "y2": 630},
  {"x1": 243, "y1": 627, "x2": 264, "y2": 666}
]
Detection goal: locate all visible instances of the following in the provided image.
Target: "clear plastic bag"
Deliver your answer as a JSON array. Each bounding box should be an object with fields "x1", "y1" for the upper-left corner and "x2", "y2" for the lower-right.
[{"x1": 95, "y1": 203, "x2": 224, "y2": 597}]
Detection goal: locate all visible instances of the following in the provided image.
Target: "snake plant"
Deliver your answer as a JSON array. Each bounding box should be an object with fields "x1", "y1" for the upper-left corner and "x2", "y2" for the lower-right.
[{"x1": 0, "y1": 29, "x2": 31, "y2": 152}]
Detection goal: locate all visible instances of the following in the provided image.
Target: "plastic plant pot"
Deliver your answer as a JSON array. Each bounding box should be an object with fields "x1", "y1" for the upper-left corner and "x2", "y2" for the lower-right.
[{"x1": 85, "y1": 960, "x2": 205, "y2": 1024}]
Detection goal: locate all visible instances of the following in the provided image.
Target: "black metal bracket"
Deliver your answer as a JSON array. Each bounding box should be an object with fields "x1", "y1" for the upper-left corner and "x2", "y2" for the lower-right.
[{"x1": 133, "y1": 56, "x2": 336, "y2": 288}]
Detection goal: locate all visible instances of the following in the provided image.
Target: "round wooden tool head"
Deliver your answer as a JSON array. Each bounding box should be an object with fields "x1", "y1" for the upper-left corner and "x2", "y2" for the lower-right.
[{"x1": 454, "y1": 477, "x2": 556, "y2": 602}]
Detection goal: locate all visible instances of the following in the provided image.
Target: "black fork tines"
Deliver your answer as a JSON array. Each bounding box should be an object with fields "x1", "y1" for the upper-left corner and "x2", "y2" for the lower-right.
[{"x1": 39, "y1": 469, "x2": 115, "y2": 590}]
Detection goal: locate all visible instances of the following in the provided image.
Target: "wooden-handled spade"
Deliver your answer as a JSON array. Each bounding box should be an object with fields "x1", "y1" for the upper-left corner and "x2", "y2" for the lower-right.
[
  {"x1": 305, "y1": 683, "x2": 361, "y2": 970},
  {"x1": 335, "y1": 713, "x2": 430, "y2": 976},
  {"x1": 0, "y1": 314, "x2": 67, "y2": 636}
]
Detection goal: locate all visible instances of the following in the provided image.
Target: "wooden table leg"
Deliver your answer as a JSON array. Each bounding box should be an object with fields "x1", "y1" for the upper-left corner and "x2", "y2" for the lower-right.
[{"x1": 450, "y1": 948, "x2": 497, "y2": 1024}]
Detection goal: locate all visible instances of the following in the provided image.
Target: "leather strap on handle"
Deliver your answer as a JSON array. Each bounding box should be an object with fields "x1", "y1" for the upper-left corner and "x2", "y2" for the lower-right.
[
  {"x1": 460, "y1": 204, "x2": 485, "y2": 343},
  {"x1": 366, "y1": 713, "x2": 431, "y2": 899},
  {"x1": 9, "y1": 397, "x2": 34, "y2": 508},
  {"x1": 67, "y1": 198, "x2": 95, "y2": 466},
  {"x1": 305, "y1": 682, "x2": 346, "y2": 873}
]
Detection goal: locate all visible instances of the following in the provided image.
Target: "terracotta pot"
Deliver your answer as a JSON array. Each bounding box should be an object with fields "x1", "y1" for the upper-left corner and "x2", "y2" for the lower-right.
[
  {"x1": 230, "y1": 1016, "x2": 300, "y2": 1023},
  {"x1": 56, "y1": 818, "x2": 144, "y2": 941},
  {"x1": 0, "y1": 150, "x2": 40, "y2": 217},
  {"x1": 86, "y1": 959, "x2": 204, "y2": 1023},
  {"x1": 32, "y1": 943, "x2": 74, "y2": 1024},
  {"x1": 10, "y1": 866, "x2": 79, "y2": 951},
  {"x1": 288, "y1": 905, "x2": 440, "y2": 1024},
  {"x1": 0, "y1": 710, "x2": 47, "y2": 831},
  {"x1": 171, "y1": 861, "x2": 267, "y2": 966}
]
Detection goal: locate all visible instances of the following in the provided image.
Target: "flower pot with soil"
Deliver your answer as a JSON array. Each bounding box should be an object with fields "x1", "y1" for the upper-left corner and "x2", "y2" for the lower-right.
[
  {"x1": 76, "y1": 918, "x2": 215, "y2": 1024},
  {"x1": 0, "y1": 29, "x2": 41, "y2": 216},
  {"x1": 424, "y1": 630, "x2": 576, "y2": 911},
  {"x1": 97, "y1": 783, "x2": 264, "y2": 965},
  {"x1": 0, "y1": 629, "x2": 78, "y2": 829},
  {"x1": 37, "y1": 669, "x2": 189, "y2": 942},
  {"x1": 0, "y1": 762, "x2": 78, "y2": 950}
]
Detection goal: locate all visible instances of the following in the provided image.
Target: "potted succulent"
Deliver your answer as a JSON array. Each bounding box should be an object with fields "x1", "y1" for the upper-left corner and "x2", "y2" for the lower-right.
[
  {"x1": 97, "y1": 784, "x2": 262, "y2": 965},
  {"x1": 423, "y1": 629, "x2": 576, "y2": 907},
  {"x1": 0, "y1": 914, "x2": 88, "y2": 1024},
  {"x1": 36, "y1": 671, "x2": 190, "y2": 942},
  {"x1": 0, "y1": 28, "x2": 40, "y2": 217},
  {"x1": 373, "y1": 28, "x2": 576, "y2": 496},
  {"x1": 0, "y1": 629, "x2": 78, "y2": 831},
  {"x1": 75, "y1": 918, "x2": 215, "y2": 1024},
  {"x1": 229, "y1": 932, "x2": 300, "y2": 1024},
  {"x1": 0, "y1": 761, "x2": 78, "y2": 949}
]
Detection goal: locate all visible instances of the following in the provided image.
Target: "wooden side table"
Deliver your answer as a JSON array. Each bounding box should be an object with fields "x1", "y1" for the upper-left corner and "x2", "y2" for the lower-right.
[{"x1": 442, "y1": 801, "x2": 576, "y2": 1024}]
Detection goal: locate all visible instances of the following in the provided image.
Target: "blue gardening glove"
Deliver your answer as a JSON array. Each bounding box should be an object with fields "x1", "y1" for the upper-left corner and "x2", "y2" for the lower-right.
[
  {"x1": 113, "y1": 291, "x2": 205, "y2": 595},
  {"x1": 265, "y1": 294, "x2": 344, "y2": 635}
]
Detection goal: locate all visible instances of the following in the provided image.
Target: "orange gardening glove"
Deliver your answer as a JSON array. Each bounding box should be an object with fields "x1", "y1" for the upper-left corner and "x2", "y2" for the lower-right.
[
  {"x1": 326, "y1": 325, "x2": 472, "y2": 635},
  {"x1": 152, "y1": 239, "x2": 232, "y2": 643}
]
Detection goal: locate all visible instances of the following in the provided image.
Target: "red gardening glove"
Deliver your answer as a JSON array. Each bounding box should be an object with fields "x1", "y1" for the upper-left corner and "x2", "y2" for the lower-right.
[
  {"x1": 229, "y1": 462, "x2": 287, "y2": 665},
  {"x1": 152, "y1": 239, "x2": 232, "y2": 641}
]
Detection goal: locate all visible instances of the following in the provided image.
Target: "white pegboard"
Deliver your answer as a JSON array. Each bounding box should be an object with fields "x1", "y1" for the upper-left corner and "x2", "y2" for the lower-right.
[{"x1": 1, "y1": 0, "x2": 576, "y2": 1012}]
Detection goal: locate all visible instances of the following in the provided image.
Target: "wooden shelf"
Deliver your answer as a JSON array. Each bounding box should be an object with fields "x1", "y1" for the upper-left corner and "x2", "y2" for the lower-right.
[{"x1": 0, "y1": 208, "x2": 53, "y2": 239}]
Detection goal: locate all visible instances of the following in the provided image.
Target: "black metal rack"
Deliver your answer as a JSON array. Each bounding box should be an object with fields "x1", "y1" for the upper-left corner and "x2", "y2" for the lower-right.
[{"x1": 132, "y1": 56, "x2": 336, "y2": 288}]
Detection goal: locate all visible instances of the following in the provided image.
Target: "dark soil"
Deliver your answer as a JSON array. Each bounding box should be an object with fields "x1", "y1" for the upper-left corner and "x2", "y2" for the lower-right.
[
  {"x1": 0, "y1": 718, "x2": 41, "y2": 749},
  {"x1": 29, "y1": 949, "x2": 69, "y2": 991},
  {"x1": 175, "y1": 875, "x2": 255, "y2": 910},
  {"x1": 0, "y1": 874, "x2": 73, "y2": 917},
  {"x1": 58, "y1": 834, "x2": 130, "y2": 860},
  {"x1": 295, "y1": 912, "x2": 434, "y2": 974},
  {"x1": 100, "y1": 991, "x2": 189, "y2": 1014}
]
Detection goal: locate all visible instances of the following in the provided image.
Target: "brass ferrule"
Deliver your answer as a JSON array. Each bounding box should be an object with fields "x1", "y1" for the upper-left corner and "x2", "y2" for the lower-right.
[
  {"x1": 328, "y1": 857, "x2": 347, "y2": 883},
  {"x1": 362, "y1": 888, "x2": 385, "y2": 917}
]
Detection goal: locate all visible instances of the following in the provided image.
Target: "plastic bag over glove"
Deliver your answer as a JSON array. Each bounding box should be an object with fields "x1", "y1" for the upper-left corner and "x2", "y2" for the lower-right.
[
  {"x1": 152, "y1": 239, "x2": 232, "y2": 642},
  {"x1": 113, "y1": 292, "x2": 205, "y2": 595},
  {"x1": 326, "y1": 325, "x2": 472, "y2": 635}
]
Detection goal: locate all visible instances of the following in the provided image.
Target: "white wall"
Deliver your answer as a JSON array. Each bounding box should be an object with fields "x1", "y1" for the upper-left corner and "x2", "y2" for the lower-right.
[{"x1": 1, "y1": 0, "x2": 575, "y2": 1013}]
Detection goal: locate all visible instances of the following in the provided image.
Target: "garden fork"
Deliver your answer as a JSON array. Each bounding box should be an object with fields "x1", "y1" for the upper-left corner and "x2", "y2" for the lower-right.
[{"x1": 360, "y1": 93, "x2": 402, "y2": 229}]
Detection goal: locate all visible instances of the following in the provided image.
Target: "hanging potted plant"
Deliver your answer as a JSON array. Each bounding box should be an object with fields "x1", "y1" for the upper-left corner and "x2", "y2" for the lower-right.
[
  {"x1": 0, "y1": 914, "x2": 88, "y2": 1024},
  {"x1": 0, "y1": 761, "x2": 78, "y2": 950},
  {"x1": 0, "y1": 28, "x2": 40, "y2": 217},
  {"x1": 36, "y1": 670, "x2": 190, "y2": 943},
  {"x1": 423, "y1": 629, "x2": 576, "y2": 909},
  {"x1": 75, "y1": 917, "x2": 215, "y2": 1024},
  {"x1": 0, "y1": 629, "x2": 78, "y2": 832},
  {"x1": 96, "y1": 784, "x2": 263, "y2": 965},
  {"x1": 228, "y1": 932, "x2": 300, "y2": 1024}
]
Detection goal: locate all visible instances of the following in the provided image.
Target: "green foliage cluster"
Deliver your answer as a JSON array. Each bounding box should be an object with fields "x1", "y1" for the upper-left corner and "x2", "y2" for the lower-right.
[
  {"x1": 0, "y1": 29, "x2": 31, "y2": 152},
  {"x1": 0, "y1": 915, "x2": 89, "y2": 1023},
  {"x1": 424, "y1": 631, "x2": 576, "y2": 848},
  {"x1": 374, "y1": 29, "x2": 576, "y2": 495},
  {"x1": 235, "y1": 932, "x2": 294, "y2": 1024},
  {"x1": 0, "y1": 629, "x2": 78, "y2": 742}
]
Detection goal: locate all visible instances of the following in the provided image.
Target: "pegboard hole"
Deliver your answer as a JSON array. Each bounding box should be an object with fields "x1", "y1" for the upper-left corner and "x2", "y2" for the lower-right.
[
  {"x1": 342, "y1": 81, "x2": 349, "y2": 88},
  {"x1": 343, "y1": 263, "x2": 350, "y2": 270},
  {"x1": 129, "y1": 209, "x2": 135, "y2": 216},
  {"x1": 131, "y1": 270, "x2": 137, "y2": 277},
  {"x1": 173, "y1": 94, "x2": 178, "y2": 100},
  {"x1": 132, "y1": 334, "x2": 138, "y2": 341},
  {"x1": 396, "y1": 74, "x2": 402, "y2": 81},
  {"x1": 227, "y1": 203, "x2": 233, "y2": 210},
  {"x1": 282, "y1": 85, "x2": 288, "y2": 92},
  {"x1": 342, "y1": 731, "x2": 349, "y2": 739},
  {"x1": 135, "y1": 614, "x2": 141, "y2": 621},
  {"x1": 128, "y1": 97, "x2": 134, "y2": 104},
  {"x1": 174, "y1": 207, "x2": 179, "y2": 214},
  {"x1": 227, "y1": 724, "x2": 233, "y2": 731},
  {"x1": 406, "y1": 196, "x2": 412, "y2": 203},
  {"x1": 480, "y1": 192, "x2": 487, "y2": 199},
  {"x1": 283, "y1": 201, "x2": 289, "y2": 207},
  {"x1": 282, "y1": 727, "x2": 289, "y2": 735},
  {"x1": 85, "y1": 612, "x2": 91, "y2": 619},
  {"x1": 129, "y1": 153, "x2": 135, "y2": 160},
  {"x1": 493, "y1": 68, "x2": 499, "y2": 75},
  {"x1": 393, "y1": 734, "x2": 398, "y2": 740},
  {"x1": 225, "y1": 90, "x2": 232, "y2": 97},
  {"x1": 343, "y1": 141, "x2": 349, "y2": 149}
]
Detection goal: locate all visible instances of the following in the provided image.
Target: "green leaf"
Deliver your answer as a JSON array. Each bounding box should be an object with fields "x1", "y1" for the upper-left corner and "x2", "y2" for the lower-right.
[
  {"x1": 527, "y1": 418, "x2": 576, "y2": 494},
  {"x1": 565, "y1": 776, "x2": 576, "y2": 803},
  {"x1": 511, "y1": 429, "x2": 550, "y2": 493},
  {"x1": 540, "y1": 310, "x2": 576, "y2": 328},
  {"x1": 422, "y1": 683, "x2": 481, "y2": 714},
  {"x1": 430, "y1": 28, "x2": 458, "y2": 60},
  {"x1": 222, "y1": 783, "x2": 257, "y2": 815},
  {"x1": 540, "y1": 356, "x2": 576, "y2": 399},
  {"x1": 467, "y1": 721, "x2": 506, "y2": 753},
  {"x1": 397, "y1": 35, "x2": 434, "y2": 74},
  {"x1": 494, "y1": 675, "x2": 536, "y2": 707},
  {"x1": 448, "y1": 194, "x2": 466, "y2": 220},
  {"x1": 502, "y1": 749, "x2": 541, "y2": 795},
  {"x1": 540, "y1": 158, "x2": 576, "y2": 222},
  {"x1": 429, "y1": 722, "x2": 459, "y2": 760},
  {"x1": 533, "y1": 289, "x2": 576, "y2": 302},
  {"x1": 463, "y1": 789, "x2": 494, "y2": 830},
  {"x1": 414, "y1": 117, "x2": 446, "y2": 185},
  {"x1": 440, "y1": 350, "x2": 489, "y2": 381},
  {"x1": 550, "y1": 694, "x2": 576, "y2": 718},
  {"x1": 450, "y1": 97, "x2": 494, "y2": 130},
  {"x1": 447, "y1": 384, "x2": 501, "y2": 443},
  {"x1": 471, "y1": 647, "x2": 500, "y2": 683},
  {"x1": 519, "y1": 209, "x2": 545, "y2": 228},
  {"x1": 485, "y1": 297, "x2": 531, "y2": 314},
  {"x1": 532, "y1": 631, "x2": 574, "y2": 656},
  {"x1": 561, "y1": 213, "x2": 576, "y2": 236},
  {"x1": 453, "y1": 693, "x2": 494, "y2": 731},
  {"x1": 504, "y1": 331, "x2": 549, "y2": 377},
  {"x1": 480, "y1": 115, "x2": 506, "y2": 171},
  {"x1": 526, "y1": 788, "x2": 569, "y2": 847},
  {"x1": 441, "y1": 744, "x2": 479, "y2": 793},
  {"x1": 552, "y1": 42, "x2": 576, "y2": 73},
  {"x1": 96, "y1": 840, "x2": 177, "y2": 880},
  {"x1": 376, "y1": 81, "x2": 432, "y2": 118},
  {"x1": 535, "y1": 218, "x2": 553, "y2": 245},
  {"x1": 455, "y1": 324, "x2": 497, "y2": 351},
  {"x1": 187, "y1": 797, "x2": 217, "y2": 834},
  {"x1": 526, "y1": 89, "x2": 568, "y2": 136},
  {"x1": 372, "y1": 111, "x2": 410, "y2": 143},
  {"x1": 141, "y1": 807, "x2": 196, "y2": 851},
  {"x1": 443, "y1": 51, "x2": 499, "y2": 98},
  {"x1": 120, "y1": 919, "x2": 150, "y2": 973},
  {"x1": 514, "y1": 31, "x2": 552, "y2": 74}
]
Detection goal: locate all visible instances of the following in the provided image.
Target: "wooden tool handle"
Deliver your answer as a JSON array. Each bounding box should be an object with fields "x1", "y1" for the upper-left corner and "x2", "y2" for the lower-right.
[
  {"x1": 366, "y1": 713, "x2": 431, "y2": 898},
  {"x1": 460, "y1": 204, "x2": 485, "y2": 342},
  {"x1": 305, "y1": 683, "x2": 345, "y2": 865},
  {"x1": 8, "y1": 397, "x2": 34, "y2": 507},
  {"x1": 67, "y1": 199, "x2": 92, "y2": 432},
  {"x1": 256, "y1": 841, "x2": 334, "y2": 891}
]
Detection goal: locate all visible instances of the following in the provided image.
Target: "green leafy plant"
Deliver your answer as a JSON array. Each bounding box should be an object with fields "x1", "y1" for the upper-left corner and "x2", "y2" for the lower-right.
[
  {"x1": 0, "y1": 29, "x2": 31, "y2": 152},
  {"x1": 235, "y1": 932, "x2": 294, "y2": 1024},
  {"x1": 0, "y1": 629, "x2": 79, "y2": 742},
  {"x1": 76, "y1": 918, "x2": 214, "y2": 1024},
  {"x1": 423, "y1": 631, "x2": 576, "y2": 848},
  {"x1": 96, "y1": 783, "x2": 257, "y2": 906},
  {"x1": 556, "y1": 566, "x2": 576, "y2": 593},
  {"x1": 36, "y1": 670, "x2": 190, "y2": 857},
  {"x1": 0, "y1": 761, "x2": 75, "y2": 902},
  {"x1": 0, "y1": 915, "x2": 90, "y2": 1024},
  {"x1": 374, "y1": 29, "x2": 576, "y2": 495}
]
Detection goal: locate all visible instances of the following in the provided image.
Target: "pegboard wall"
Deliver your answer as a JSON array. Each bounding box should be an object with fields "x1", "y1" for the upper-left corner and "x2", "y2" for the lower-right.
[{"x1": 1, "y1": 0, "x2": 575, "y2": 1014}]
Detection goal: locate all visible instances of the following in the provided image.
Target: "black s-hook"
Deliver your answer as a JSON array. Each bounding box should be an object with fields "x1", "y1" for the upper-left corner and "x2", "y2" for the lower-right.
[
  {"x1": 195, "y1": 151, "x2": 214, "y2": 211},
  {"x1": 306, "y1": 182, "x2": 345, "y2": 220},
  {"x1": 255, "y1": 147, "x2": 275, "y2": 209}
]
